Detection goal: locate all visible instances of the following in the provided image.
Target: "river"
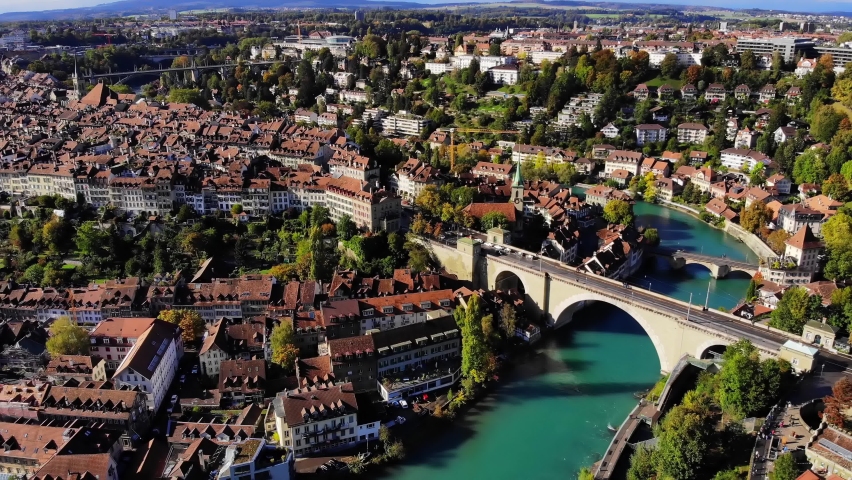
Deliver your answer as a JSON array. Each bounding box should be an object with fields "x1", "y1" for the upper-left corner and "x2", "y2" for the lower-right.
[{"x1": 380, "y1": 199, "x2": 755, "y2": 480}]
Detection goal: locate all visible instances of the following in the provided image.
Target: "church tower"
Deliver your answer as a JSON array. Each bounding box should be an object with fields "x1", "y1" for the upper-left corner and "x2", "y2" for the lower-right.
[{"x1": 511, "y1": 161, "x2": 524, "y2": 216}]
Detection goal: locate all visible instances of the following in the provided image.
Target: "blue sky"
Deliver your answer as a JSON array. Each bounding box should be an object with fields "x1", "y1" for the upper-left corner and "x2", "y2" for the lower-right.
[{"x1": 1, "y1": 0, "x2": 108, "y2": 14}]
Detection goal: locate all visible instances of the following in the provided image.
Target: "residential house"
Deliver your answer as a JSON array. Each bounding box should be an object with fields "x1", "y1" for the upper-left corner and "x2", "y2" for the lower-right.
[
  {"x1": 734, "y1": 84, "x2": 752, "y2": 101},
  {"x1": 766, "y1": 174, "x2": 791, "y2": 195},
  {"x1": 272, "y1": 382, "x2": 360, "y2": 457},
  {"x1": 600, "y1": 123, "x2": 619, "y2": 139},
  {"x1": 681, "y1": 84, "x2": 698, "y2": 101},
  {"x1": 199, "y1": 319, "x2": 231, "y2": 377},
  {"x1": 735, "y1": 128, "x2": 760, "y2": 149},
  {"x1": 90, "y1": 317, "x2": 157, "y2": 371},
  {"x1": 705, "y1": 83, "x2": 727, "y2": 102},
  {"x1": 777, "y1": 203, "x2": 826, "y2": 235},
  {"x1": 774, "y1": 126, "x2": 797, "y2": 144},
  {"x1": 635, "y1": 124, "x2": 668, "y2": 146},
  {"x1": 633, "y1": 84, "x2": 650, "y2": 101},
  {"x1": 720, "y1": 148, "x2": 770, "y2": 171},
  {"x1": 759, "y1": 84, "x2": 777, "y2": 103},
  {"x1": 219, "y1": 359, "x2": 266, "y2": 407},
  {"x1": 605, "y1": 150, "x2": 643, "y2": 177},
  {"x1": 45, "y1": 355, "x2": 107, "y2": 384}
]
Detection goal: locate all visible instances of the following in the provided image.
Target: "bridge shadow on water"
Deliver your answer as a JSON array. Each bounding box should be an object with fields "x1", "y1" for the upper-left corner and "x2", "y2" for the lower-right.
[{"x1": 376, "y1": 303, "x2": 656, "y2": 475}]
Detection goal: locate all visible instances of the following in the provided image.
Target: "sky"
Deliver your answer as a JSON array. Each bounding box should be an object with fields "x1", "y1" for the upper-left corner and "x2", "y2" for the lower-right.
[{"x1": 2, "y1": 0, "x2": 852, "y2": 16}]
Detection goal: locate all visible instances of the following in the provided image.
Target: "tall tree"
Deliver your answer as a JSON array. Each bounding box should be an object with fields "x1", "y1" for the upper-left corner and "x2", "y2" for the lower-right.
[
  {"x1": 739, "y1": 201, "x2": 771, "y2": 234},
  {"x1": 455, "y1": 294, "x2": 493, "y2": 386},
  {"x1": 46, "y1": 317, "x2": 90, "y2": 356},
  {"x1": 158, "y1": 309, "x2": 205, "y2": 343},
  {"x1": 769, "y1": 287, "x2": 814, "y2": 334},
  {"x1": 270, "y1": 322, "x2": 299, "y2": 373},
  {"x1": 603, "y1": 199, "x2": 633, "y2": 225}
]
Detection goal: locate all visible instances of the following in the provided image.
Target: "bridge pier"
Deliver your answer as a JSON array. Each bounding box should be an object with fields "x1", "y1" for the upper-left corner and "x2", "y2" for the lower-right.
[{"x1": 710, "y1": 264, "x2": 730, "y2": 279}]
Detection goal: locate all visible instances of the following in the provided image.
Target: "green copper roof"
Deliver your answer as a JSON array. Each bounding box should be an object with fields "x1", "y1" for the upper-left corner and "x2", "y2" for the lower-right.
[{"x1": 512, "y1": 161, "x2": 523, "y2": 187}]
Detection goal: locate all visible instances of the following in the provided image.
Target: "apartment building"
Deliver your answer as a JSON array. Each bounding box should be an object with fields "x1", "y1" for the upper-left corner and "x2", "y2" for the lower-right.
[
  {"x1": 488, "y1": 64, "x2": 519, "y2": 85},
  {"x1": 0, "y1": 423, "x2": 75, "y2": 477},
  {"x1": 172, "y1": 275, "x2": 277, "y2": 324},
  {"x1": 760, "y1": 225, "x2": 824, "y2": 286},
  {"x1": 373, "y1": 316, "x2": 461, "y2": 402},
  {"x1": 677, "y1": 123, "x2": 709, "y2": 144},
  {"x1": 511, "y1": 144, "x2": 578, "y2": 164},
  {"x1": 736, "y1": 37, "x2": 815, "y2": 63},
  {"x1": 604, "y1": 150, "x2": 643, "y2": 177},
  {"x1": 778, "y1": 203, "x2": 826, "y2": 236},
  {"x1": 219, "y1": 359, "x2": 266, "y2": 407},
  {"x1": 200, "y1": 319, "x2": 231, "y2": 377},
  {"x1": 328, "y1": 154, "x2": 379, "y2": 181},
  {"x1": 390, "y1": 158, "x2": 443, "y2": 200},
  {"x1": 112, "y1": 319, "x2": 183, "y2": 411},
  {"x1": 705, "y1": 83, "x2": 727, "y2": 102},
  {"x1": 379, "y1": 112, "x2": 430, "y2": 137},
  {"x1": 44, "y1": 355, "x2": 107, "y2": 384},
  {"x1": 635, "y1": 124, "x2": 668, "y2": 146},
  {"x1": 90, "y1": 317, "x2": 157, "y2": 370},
  {"x1": 272, "y1": 382, "x2": 360, "y2": 457},
  {"x1": 324, "y1": 176, "x2": 401, "y2": 232},
  {"x1": 720, "y1": 148, "x2": 770, "y2": 171},
  {"x1": 26, "y1": 163, "x2": 78, "y2": 201},
  {"x1": 556, "y1": 93, "x2": 602, "y2": 127}
]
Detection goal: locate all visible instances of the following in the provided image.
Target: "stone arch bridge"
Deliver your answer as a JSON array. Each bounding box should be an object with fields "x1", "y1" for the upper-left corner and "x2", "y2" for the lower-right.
[{"x1": 656, "y1": 249, "x2": 759, "y2": 279}]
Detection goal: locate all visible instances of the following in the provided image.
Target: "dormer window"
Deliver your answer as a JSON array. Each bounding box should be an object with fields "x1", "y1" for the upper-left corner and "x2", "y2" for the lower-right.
[
  {"x1": 420, "y1": 301, "x2": 432, "y2": 309},
  {"x1": 440, "y1": 299, "x2": 452, "y2": 307},
  {"x1": 103, "y1": 339, "x2": 110, "y2": 344},
  {"x1": 90, "y1": 338, "x2": 96, "y2": 344},
  {"x1": 382, "y1": 306, "x2": 394, "y2": 314},
  {"x1": 402, "y1": 303, "x2": 413, "y2": 312},
  {"x1": 362, "y1": 308, "x2": 374, "y2": 317}
]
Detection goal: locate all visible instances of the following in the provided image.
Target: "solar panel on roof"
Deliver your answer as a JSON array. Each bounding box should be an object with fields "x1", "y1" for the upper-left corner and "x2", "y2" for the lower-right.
[{"x1": 819, "y1": 438, "x2": 852, "y2": 461}]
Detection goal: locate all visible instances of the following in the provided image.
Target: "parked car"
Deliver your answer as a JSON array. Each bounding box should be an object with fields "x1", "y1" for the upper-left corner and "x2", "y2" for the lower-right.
[
  {"x1": 191, "y1": 365, "x2": 198, "y2": 374},
  {"x1": 171, "y1": 395, "x2": 178, "y2": 404},
  {"x1": 400, "y1": 400, "x2": 409, "y2": 409},
  {"x1": 391, "y1": 400, "x2": 400, "y2": 408},
  {"x1": 179, "y1": 375, "x2": 186, "y2": 383}
]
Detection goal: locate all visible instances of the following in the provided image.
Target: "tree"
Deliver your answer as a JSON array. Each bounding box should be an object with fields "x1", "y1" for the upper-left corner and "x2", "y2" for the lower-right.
[
  {"x1": 270, "y1": 322, "x2": 299, "y2": 373},
  {"x1": 46, "y1": 317, "x2": 89, "y2": 356},
  {"x1": 42, "y1": 217, "x2": 67, "y2": 254},
  {"x1": 75, "y1": 221, "x2": 109, "y2": 256},
  {"x1": 824, "y1": 173, "x2": 849, "y2": 200},
  {"x1": 811, "y1": 104, "x2": 844, "y2": 143},
  {"x1": 603, "y1": 199, "x2": 633, "y2": 225},
  {"x1": 824, "y1": 377, "x2": 852, "y2": 427},
  {"x1": 660, "y1": 52, "x2": 681, "y2": 79},
  {"x1": 793, "y1": 148, "x2": 829, "y2": 185},
  {"x1": 231, "y1": 204, "x2": 243, "y2": 217},
  {"x1": 718, "y1": 340, "x2": 791, "y2": 419},
  {"x1": 337, "y1": 214, "x2": 356, "y2": 241},
  {"x1": 833, "y1": 75, "x2": 852, "y2": 108},
  {"x1": 770, "y1": 453, "x2": 801, "y2": 480},
  {"x1": 456, "y1": 294, "x2": 492, "y2": 386},
  {"x1": 643, "y1": 228, "x2": 660, "y2": 246},
  {"x1": 739, "y1": 201, "x2": 771, "y2": 234},
  {"x1": 766, "y1": 229, "x2": 791, "y2": 254},
  {"x1": 643, "y1": 182, "x2": 658, "y2": 203},
  {"x1": 770, "y1": 287, "x2": 813, "y2": 334},
  {"x1": 627, "y1": 445, "x2": 657, "y2": 480},
  {"x1": 746, "y1": 279, "x2": 758, "y2": 302},
  {"x1": 500, "y1": 303, "x2": 517, "y2": 339},
  {"x1": 158, "y1": 309, "x2": 205, "y2": 343},
  {"x1": 415, "y1": 185, "x2": 443, "y2": 217},
  {"x1": 740, "y1": 49, "x2": 757, "y2": 70},
  {"x1": 481, "y1": 211, "x2": 509, "y2": 230},
  {"x1": 168, "y1": 88, "x2": 207, "y2": 108}
]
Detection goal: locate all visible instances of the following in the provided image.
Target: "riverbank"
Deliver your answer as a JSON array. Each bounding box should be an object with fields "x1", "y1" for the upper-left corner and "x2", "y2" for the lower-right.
[{"x1": 654, "y1": 198, "x2": 775, "y2": 259}]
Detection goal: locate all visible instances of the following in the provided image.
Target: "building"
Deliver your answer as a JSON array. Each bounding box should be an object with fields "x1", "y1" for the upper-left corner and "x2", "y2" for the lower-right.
[
  {"x1": 272, "y1": 382, "x2": 360, "y2": 457},
  {"x1": 326, "y1": 336, "x2": 376, "y2": 392},
  {"x1": 471, "y1": 161, "x2": 514, "y2": 181},
  {"x1": 605, "y1": 150, "x2": 643, "y2": 177},
  {"x1": 600, "y1": 123, "x2": 619, "y2": 139},
  {"x1": 90, "y1": 317, "x2": 157, "y2": 371},
  {"x1": 29, "y1": 427, "x2": 123, "y2": 480},
  {"x1": 766, "y1": 174, "x2": 791, "y2": 195},
  {"x1": 760, "y1": 225, "x2": 824, "y2": 285},
  {"x1": 0, "y1": 423, "x2": 75, "y2": 477},
  {"x1": 779, "y1": 340, "x2": 817, "y2": 374},
  {"x1": 705, "y1": 83, "x2": 727, "y2": 103},
  {"x1": 814, "y1": 46, "x2": 852, "y2": 69},
  {"x1": 372, "y1": 316, "x2": 461, "y2": 402},
  {"x1": 633, "y1": 84, "x2": 650, "y2": 101},
  {"x1": 219, "y1": 359, "x2": 266, "y2": 407},
  {"x1": 635, "y1": 124, "x2": 668, "y2": 146},
  {"x1": 379, "y1": 111, "x2": 430, "y2": 137},
  {"x1": 802, "y1": 320, "x2": 838, "y2": 350},
  {"x1": 111, "y1": 319, "x2": 183, "y2": 411},
  {"x1": 214, "y1": 438, "x2": 293, "y2": 480},
  {"x1": 324, "y1": 176, "x2": 401, "y2": 232},
  {"x1": 487, "y1": 64, "x2": 519, "y2": 85},
  {"x1": 778, "y1": 203, "x2": 826, "y2": 236},
  {"x1": 390, "y1": 158, "x2": 443, "y2": 201},
  {"x1": 735, "y1": 128, "x2": 759, "y2": 149},
  {"x1": 774, "y1": 126, "x2": 797, "y2": 144},
  {"x1": 677, "y1": 123, "x2": 709, "y2": 144},
  {"x1": 736, "y1": 37, "x2": 815, "y2": 63},
  {"x1": 39, "y1": 384, "x2": 150, "y2": 447},
  {"x1": 199, "y1": 319, "x2": 230, "y2": 377},
  {"x1": 720, "y1": 148, "x2": 770, "y2": 171},
  {"x1": 45, "y1": 355, "x2": 107, "y2": 384}
]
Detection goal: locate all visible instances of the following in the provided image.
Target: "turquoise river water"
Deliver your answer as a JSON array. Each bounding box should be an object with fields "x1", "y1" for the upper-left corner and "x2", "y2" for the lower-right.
[{"x1": 380, "y1": 200, "x2": 756, "y2": 480}]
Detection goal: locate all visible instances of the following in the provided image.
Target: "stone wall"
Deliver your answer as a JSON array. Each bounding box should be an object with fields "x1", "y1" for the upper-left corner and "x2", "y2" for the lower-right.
[{"x1": 723, "y1": 222, "x2": 775, "y2": 259}]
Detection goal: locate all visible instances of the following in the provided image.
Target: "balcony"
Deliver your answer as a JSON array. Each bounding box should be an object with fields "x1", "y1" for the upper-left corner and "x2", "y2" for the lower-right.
[{"x1": 378, "y1": 359, "x2": 462, "y2": 402}]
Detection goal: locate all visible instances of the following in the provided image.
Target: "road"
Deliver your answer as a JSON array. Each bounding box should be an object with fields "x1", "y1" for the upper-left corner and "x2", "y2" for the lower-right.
[{"x1": 475, "y1": 243, "x2": 852, "y2": 370}]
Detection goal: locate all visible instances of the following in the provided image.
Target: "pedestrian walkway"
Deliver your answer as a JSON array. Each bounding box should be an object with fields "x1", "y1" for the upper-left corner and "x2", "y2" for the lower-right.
[{"x1": 751, "y1": 401, "x2": 807, "y2": 480}]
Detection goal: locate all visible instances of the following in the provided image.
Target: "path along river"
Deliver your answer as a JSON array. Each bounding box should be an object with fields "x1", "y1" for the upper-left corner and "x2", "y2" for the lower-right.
[{"x1": 379, "y1": 198, "x2": 756, "y2": 480}]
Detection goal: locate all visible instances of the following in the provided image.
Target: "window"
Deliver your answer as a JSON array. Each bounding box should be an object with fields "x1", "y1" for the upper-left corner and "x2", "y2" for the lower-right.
[{"x1": 103, "y1": 338, "x2": 110, "y2": 344}]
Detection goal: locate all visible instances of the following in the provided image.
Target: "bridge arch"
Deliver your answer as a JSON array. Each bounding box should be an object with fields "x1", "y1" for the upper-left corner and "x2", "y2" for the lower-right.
[
  {"x1": 549, "y1": 290, "x2": 673, "y2": 372},
  {"x1": 697, "y1": 341, "x2": 729, "y2": 360}
]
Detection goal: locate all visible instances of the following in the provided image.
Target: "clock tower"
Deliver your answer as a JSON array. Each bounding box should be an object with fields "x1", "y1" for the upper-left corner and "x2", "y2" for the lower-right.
[{"x1": 510, "y1": 161, "x2": 524, "y2": 216}]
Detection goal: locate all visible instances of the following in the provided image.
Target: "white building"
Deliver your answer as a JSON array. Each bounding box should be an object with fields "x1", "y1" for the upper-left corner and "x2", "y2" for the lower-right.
[
  {"x1": 424, "y1": 62, "x2": 454, "y2": 75},
  {"x1": 600, "y1": 123, "x2": 619, "y2": 139},
  {"x1": 112, "y1": 319, "x2": 183, "y2": 412},
  {"x1": 677, "y1": 123, "x2": 708, "y2": 144},
  {"x1": 272, "y1": 383, "x2": 361, "y2": 457},
  {"x1": 215, "y1": 438, "x2": 293, "y2": 480},
  {"x1": 379, "y1": 111, "x2": 430, "y2": 137},
  {"x1": 635, "y1": 124, "x2": 668, "y2": 146},
  {"x1": 488, "y1": 65, "x2": 519, "y2": 85},
  {"x1": 720, "y1": 148, "x2": 770, "y2": 171}
]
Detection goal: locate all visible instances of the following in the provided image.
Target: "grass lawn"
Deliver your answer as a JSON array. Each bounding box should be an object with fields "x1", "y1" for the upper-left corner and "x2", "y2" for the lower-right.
[
  {"x1": 61, "y1": 264, "x2": 76, "y2": 271},
  {"x1": 584, "y1": 13, "x2": 621, "y2": 18},
  {"x1": 476, "y1": 103, "x2": 507, "y2": 114},
  {"x1": 644, "y1": 75, "x2": 684, "y2": 89}
]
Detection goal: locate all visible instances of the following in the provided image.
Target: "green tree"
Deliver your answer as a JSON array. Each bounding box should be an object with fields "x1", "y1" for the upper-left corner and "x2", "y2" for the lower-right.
[
  {"x1": 455, "y1": 294, "x2": 493, "y2": 386},
  {"x1": 746, "y1": 279, "x2": 758, "y2": 302},
  {"x1": 337, "y1": 214, "x2": 356, "y2": 241},
  {"x1": 739, "y1": 201, "x2": 771, "y2": 234},
  {"x1": 811, "y1": 104, "x2": 845, "y2": 143},
  {"x1": 718, "y1": 340, "x2": 790, "y2": 418},
  {"x1": 770, "y1": 453, "x2": 801, "y2": 480},
  {"x1": 603, "y1": 199, "x2": 633, "y2": 225},
  {"x1": 23, "y1": 264, "x2": 45, "y2": 285},
  {"x1": 42, "y1": 217, "x2": 67, "y2": 254},
  {"x1": 627, "y1": 445, "x2": 657, "y2": 480},
  {"x1": 770, "y1": 287, "x2": 813, "y2": 334},
  {"x1": 655, "y1": 399, "x2": 714, "y2": 480},
  {"x1": 231, "y1": 204, "x2": 243, "y2": 217},
  {"x1": 46, "y1": 317, "x2": 90, "y2": 356},
  {"x1": 270, "y1": 322, "x2": 299, "y2": 373},
  {"x1": 643, "y1": 228, "x2": 660, "y2": 246},
  {"x1": 661, "y1": 52, "x2": 681, "y2": 79},
  {"x1": 158, "y1": 309, "x2": 205, "y2": 343},
  {"x1": 168, "y1": 88, "x2": 207, "y2": 108},
  {"x1": 793, "y1": 148, "x2": 829, "y2": 184},
  {"x1": 75, "y1": 221, "x2": 109, "y2": 257},
  {"x1": 480, "y1": 211, "x2": 509, "y2": 230}
]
